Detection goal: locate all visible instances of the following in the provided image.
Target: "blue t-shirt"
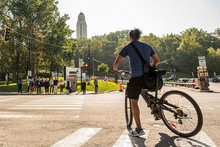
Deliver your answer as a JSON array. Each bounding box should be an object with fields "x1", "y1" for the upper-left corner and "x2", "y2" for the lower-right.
[{"x1": 119, "y1": 41, "x2": 156, "y2": 78}]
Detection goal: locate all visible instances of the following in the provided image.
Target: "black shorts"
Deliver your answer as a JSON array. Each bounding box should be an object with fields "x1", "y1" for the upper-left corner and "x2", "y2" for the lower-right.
[{"x1": 127, "y1": 76, "x2": 145, "y2": 100}]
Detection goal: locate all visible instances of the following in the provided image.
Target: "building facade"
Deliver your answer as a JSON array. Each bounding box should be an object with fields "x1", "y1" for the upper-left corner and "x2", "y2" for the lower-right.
[{"x1": 76, "y1": 12, "x2": 87, "y2": 38}]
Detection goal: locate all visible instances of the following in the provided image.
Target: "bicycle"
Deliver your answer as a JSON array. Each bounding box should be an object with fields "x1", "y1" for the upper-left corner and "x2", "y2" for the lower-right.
[{"x1": 120, "y1": 69, "x2": 203, "y2": 137}]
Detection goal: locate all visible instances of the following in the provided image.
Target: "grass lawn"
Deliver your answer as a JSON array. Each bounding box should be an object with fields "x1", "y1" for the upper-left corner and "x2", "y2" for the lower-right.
[{"x1": 0, "y1": 80, "x2": 120, "y2": 93}]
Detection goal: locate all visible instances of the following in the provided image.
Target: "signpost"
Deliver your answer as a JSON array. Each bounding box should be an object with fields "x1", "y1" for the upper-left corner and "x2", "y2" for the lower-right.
[
  {"x1": 198, "y1": 56, "x2": 206, "y2": 67},
  {"x1": 197, "y1": 56, "x2": 211, "y2": 91}
]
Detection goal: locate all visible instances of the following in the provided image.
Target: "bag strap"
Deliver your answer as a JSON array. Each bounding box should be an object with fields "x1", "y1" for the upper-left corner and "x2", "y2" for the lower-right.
[{"x1": 129, "y1": 42, "x2": 147, "y2": 65}]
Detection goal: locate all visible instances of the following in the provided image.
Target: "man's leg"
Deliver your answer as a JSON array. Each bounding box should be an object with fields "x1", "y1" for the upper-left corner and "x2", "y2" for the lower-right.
[{"x1": 131, "y1": 99, "x2": 142, "y2": 130}]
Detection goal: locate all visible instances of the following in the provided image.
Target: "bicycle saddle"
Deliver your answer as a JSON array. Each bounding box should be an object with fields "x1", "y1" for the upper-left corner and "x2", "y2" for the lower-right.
[{"x1": 154, "y1": 69, "x2": 166, "y2": 76}]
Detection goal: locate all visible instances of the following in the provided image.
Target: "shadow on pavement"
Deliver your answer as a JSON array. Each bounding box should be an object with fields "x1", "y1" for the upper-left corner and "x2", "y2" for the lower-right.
[
  {"x1": 155, "y1": 133, "x2": 178, "y2": 147},
  {"x1": 155, "y1": 133, "x2": 212, "y2": 147}
]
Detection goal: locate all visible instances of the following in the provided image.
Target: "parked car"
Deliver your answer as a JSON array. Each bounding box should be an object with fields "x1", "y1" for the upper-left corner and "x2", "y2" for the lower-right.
[{"x1": 213, "y1": 77, "x2": 220, "y2": 82}]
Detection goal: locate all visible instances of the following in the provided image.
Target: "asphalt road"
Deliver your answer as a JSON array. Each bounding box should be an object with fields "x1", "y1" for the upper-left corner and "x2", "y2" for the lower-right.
[{"x1": 0, "y1": 83, "x2": 219, "y2": 147}]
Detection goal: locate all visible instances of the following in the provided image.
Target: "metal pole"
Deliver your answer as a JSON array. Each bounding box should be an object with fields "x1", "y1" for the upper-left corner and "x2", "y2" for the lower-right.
[
  {"x1": 81, "y1": 67, "x2": 82, "y2": 91},
  {"x1": 88, "y1": 45, "x2": 91, "y2": 79},
  {"x1": 93, "y1": 58, "x2": 94, "y2": 77}
]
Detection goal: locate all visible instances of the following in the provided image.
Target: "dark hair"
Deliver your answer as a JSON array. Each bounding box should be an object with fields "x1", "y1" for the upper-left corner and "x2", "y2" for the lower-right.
[{"x1": 129, "y1": 29, "x2": 142, "y2": 41}]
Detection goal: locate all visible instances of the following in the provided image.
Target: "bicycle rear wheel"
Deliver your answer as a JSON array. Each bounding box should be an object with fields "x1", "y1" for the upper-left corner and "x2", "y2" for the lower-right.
[
  {"x1": 125, "y1": 89, "x2": 133, "y2": 127},
  {"x1": 160, "y1": 90, "x2": 203, "y2": 137}
]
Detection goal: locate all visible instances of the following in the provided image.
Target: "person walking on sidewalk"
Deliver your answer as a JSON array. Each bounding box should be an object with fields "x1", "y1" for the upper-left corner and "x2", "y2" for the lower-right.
[
  {"x1": 17, "y1": 78, "x2": 23, "y2": 93},
  {"x1": 65, "y1": 78, "x2": 71, "y2": 95},
  {"x1": 113, "y1": 28, "x2": 160, "y2": 137},
  {"x1": 94, "y1": 77, "x2": 98, "y2": 94},
  {"x1": 49, "y1": 78, "x2": 54, "y2": 93},
  {"x1": 53, "y1": 77, "x2": 58, "y2": 94},
  {"x1": 29, "y1": 78, "x2": 34, "y2": 93},
  {"x1": 44, "y1": 78, "x2": 50, "y2": 94},
  {"x1": 37, "y1": 76, "x2": 41, "y2": 94},
  {"x1": 82, "y1": 80, "x2": 86, "y2": 95},
  {"x1": 59, "y1": 79, "x2": 64, "y2": 94}
]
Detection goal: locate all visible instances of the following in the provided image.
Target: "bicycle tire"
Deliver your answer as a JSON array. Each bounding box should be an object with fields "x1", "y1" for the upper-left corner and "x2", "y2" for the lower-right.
[
  {"x1": 160, "y1": 90, "x2": 203, "y2": 137},
  {"x1": 125, "y1": 89, "x2": 133, "y2": 127}
]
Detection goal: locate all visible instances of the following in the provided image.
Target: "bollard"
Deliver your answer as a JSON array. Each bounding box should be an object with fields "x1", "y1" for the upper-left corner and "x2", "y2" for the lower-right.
[
  {"x1": 195, "y1": 78, "x2": 199, "y2": 89},
  {"x1": 119, "y1": 82, "x2": 123, "y2": 92}
]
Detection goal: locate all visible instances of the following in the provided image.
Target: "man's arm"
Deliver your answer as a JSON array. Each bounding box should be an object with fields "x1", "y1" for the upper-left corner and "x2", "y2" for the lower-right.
[
  {"x1": 113, "y1": 55, "x2": 124, "y2": 71},
  {"x1": 151, "y1": 54, "x2": 160, "y2": 67}
]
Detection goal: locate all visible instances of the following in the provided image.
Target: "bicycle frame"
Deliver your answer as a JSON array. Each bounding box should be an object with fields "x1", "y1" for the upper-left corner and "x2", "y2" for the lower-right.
[{"x1": 140, "y1": 74, "x2": 180, "y2": 117}]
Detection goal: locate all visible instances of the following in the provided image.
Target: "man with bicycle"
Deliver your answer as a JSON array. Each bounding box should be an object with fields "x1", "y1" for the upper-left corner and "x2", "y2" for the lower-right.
[{"x1": 113, "y1": 29, "x2": 160, "y2": 136}]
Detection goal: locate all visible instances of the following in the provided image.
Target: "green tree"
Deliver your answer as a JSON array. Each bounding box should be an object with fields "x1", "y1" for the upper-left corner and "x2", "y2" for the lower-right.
[{"x1": 97, "y1": 63, "x2": 109, "y2": 77}]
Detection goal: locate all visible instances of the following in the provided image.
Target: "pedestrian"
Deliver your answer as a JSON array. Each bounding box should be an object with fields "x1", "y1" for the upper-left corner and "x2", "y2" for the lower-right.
[
  {"x1": 94, "y1": 77, "x2": 98, "y2": 94},
  {"x1": 49, "y1": 78, "x2": 54, "y2": 93},
  {"x1": 113, "y1": 28, "x2": 160, "y2": 136},
  {"x1": 27, "y1": 76, "x2": 30, "y2": 93},
  {"x1": 37, "y1": 76, "x2": 41, "y2": 94},
  {"x1": 17, "y1": 78, "x2": 23, "y2": 93},
  {"x1": 82, "y1": 80, "x2": 86, "y2": 95},
  {"x1": 34, "y1": 76, "x2": 37, "y2": 92},
  {"x1": 59, "y1": 79, "x2": 64, "y2": 94},
  {"x1": 40, "y1": 77, "x2": 45, "y2": 94},
  {"x1": 29, "y1": 78, "x2": 34, "y2": 93},
  {"x1": 44, "y1": 78, "x2": 49, "y2": 94},
  {"x1": 65, "y1": 78, "x2": 71, "y2": 95},
  {"x1": 53, "y1": 77, "x2": 58, "y2": 94}
]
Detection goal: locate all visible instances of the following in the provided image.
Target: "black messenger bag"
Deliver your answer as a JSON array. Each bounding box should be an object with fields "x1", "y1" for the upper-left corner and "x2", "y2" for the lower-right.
[{"x1": 130, "y1": 42, "x2": 163, "y2": 90}]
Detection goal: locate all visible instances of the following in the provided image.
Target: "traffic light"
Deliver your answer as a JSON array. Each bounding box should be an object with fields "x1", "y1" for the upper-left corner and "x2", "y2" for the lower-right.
[
  {"x1": 25, "y1": 59, "x2": 30, "y2": 71},
  {"x1": 85, "y1": 63, "x2": 88, "y2": 72},
  {"x1": 4, "y1": 27, "x2": 10, "y2": 43},
  {"x1": 25, "y1": 59, "x2": 30, "y2": 65}
]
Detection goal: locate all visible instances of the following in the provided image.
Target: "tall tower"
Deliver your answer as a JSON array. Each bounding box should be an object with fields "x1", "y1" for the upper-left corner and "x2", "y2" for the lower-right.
[{"x1": 76, "y1": 12, "x2": 87, "y2": 38}]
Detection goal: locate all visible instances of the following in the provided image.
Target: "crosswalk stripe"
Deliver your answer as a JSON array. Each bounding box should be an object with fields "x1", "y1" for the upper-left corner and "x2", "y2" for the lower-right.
[
  {"x1": 113, "y1": 129, "x2": 149, "y2": 147},
  {"x1": 9, "y1": 95, "x2": 85, "y2": 110},
  {"x1": 50, "y1": 128, "x2": 102, "y2": 147},
  {"x1": 178, "y1": 131, "x2": 217, "y2": 147},
  {"x1": 0, "y1": 115, "x2": 42, "y2": 118},
  {"x1": 14, "y1": 105, "x2": 82, "y2": 107},
  {"x1": 0, "y1": 98, "x2": 17, "y2": 103},
  {"x1": 9, "y1": 107, "x2": 81, "y2": 110}
]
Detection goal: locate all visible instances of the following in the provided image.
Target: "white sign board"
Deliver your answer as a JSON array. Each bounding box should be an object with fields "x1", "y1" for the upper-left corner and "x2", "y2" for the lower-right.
[
  {"x1": 198, "y1": 56, "x2": 206, "y2": 67},
  {"x1": 79, "y1": 59, "x2": 84, "y2": 69},
  {"x1": 28, "y1": 70, "x2": 32, "y2": 76},
  {"x1": 65, "y1": 67, "x2": 86, "y2": 80}
]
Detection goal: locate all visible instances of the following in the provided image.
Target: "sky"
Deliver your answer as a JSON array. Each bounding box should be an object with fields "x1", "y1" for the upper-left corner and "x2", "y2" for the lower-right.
[{"x1": 57, "y1": 0, "x2": 220, "y2": 38}]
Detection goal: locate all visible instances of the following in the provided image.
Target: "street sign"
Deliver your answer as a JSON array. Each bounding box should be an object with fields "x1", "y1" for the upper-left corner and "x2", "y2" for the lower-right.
[
  {"x1": 79, "y1": 59, "x2": 83, "y2": 69},
  {"x1": 28, "y1": 70, "x2": 32, "y2": 76},
  {"x1": 198, "y1": 56, "x2": 206, "y2": 67}
]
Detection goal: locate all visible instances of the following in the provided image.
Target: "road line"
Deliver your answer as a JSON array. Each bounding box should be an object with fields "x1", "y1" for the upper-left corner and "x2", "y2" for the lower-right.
[
  {"x1": 0, "y1": 115, "x2": 42, "y2": 118},
  {"x1": 8, "y1": 108, "x2": 81, "y2": 110},
  {"x1": 50, "y1": 128, "x2": 102, "y2": 147},
  {"x1": 0, "y1": 98, "x2": 17, "y2": 103},
  {"x1": 14, "y1": 105, "x2": 82, "y2": 107},
  {"x1": 113, "y1": 129, "x2": 149, "y2": 147},
  {"x1": 178, "y1": 131, "x2": 217, "y2": 147}
]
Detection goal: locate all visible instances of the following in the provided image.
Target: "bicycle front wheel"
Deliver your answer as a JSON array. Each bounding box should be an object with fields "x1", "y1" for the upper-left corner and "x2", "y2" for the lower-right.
[
  {"x1": 160, "y1": 90, "x2": 203, "y2": 137},
  {"x1": 125, "y1": 89, "x2": 133, "y2": 127}
]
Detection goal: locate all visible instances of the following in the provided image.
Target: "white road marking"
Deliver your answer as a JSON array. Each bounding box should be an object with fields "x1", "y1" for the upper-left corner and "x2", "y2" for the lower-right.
[
  {"x1": 14, "y1": 105, "x2": 82, "y2": 107},
  {"x1": 0, "y1": 98, "x2": 17, "y2": 103},
  {"x1": 9, "y1": 107, "x2": 81, "y2": 110},
  {"x1": 113, "y1": 129, "x2": 149, "y2": 147},
  {"x1": 178, "y1": 131, "x2": 217, "y2": 147},
  {"x1": 50, "y1": 128, "x2": 102, "y2": 147},
  {"x1": 0, "y1": 115, "x2": 42, "y2": 118},
  {"x1": 9, "y1": 95, "x2": 85, "y2": 110}
]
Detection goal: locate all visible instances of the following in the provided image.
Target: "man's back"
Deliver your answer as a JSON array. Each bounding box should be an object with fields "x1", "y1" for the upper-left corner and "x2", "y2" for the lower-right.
[{"x1": 119, "y1": 41, "x2": 155, "y2": 78}]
